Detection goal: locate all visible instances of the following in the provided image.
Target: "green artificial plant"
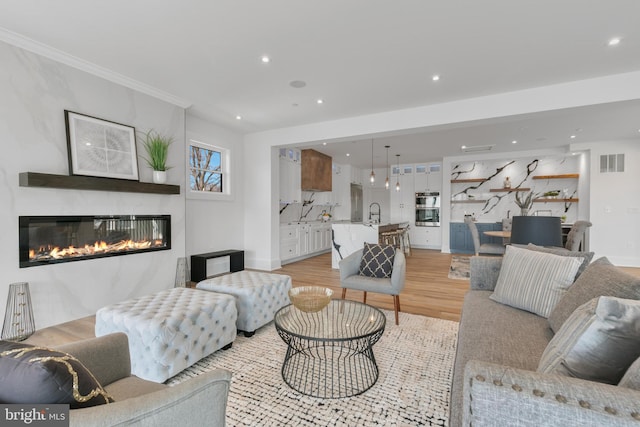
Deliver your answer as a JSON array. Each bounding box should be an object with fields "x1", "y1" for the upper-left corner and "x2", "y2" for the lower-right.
[{"x1": 140, "y1": 130, "x2": 173, "y2": 171}]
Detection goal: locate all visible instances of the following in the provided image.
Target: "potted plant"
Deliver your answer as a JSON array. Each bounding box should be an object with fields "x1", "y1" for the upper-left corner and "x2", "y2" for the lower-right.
[
  {"x1": 140, "y1": 130, "x2": 173, "y2": 184},
  {"x1": 515, "y1": 191, "x2": 535, "y2": 216}
]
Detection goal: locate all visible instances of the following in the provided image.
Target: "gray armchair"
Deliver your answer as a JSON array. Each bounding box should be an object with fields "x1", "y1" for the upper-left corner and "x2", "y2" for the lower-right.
[
  {"x1": 464, "y1": 216, "x2": 505, "y2": 256},
  {"x1": 565, "y1": 220, "x2": 592, "y2": 251},
  {"x1": 339, "y1": 248, "x2": 406, "y2": 325},
  {"x1": 56, "y1": 333, "x2": 231, "y2": 427}
]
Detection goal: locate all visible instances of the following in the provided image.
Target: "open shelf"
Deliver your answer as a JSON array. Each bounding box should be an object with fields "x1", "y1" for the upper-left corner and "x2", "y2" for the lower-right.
[
  {"x1": 533, "y1": 174, "x2": 579, "y2": 180},
  {"x1": 19, "y1": 172, "x2": 180, "y2": 195},
  {"x1": 489, "y1": 188, "x2": 531, "y2": 192},
  {"x1": 450, "y1": 178, "x2": 486, "y2": 183},
  {"x1": 451, "y1": 200, "x2": 487, "y2": 204},
  {"x1": 533, "y1": 198, "x2": 579, "y2": 203}
]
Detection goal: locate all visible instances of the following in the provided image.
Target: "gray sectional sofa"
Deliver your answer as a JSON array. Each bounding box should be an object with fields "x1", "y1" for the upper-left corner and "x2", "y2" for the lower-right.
[
  {"x1": 451, "y1": 253, "x2": 640, "y2": 427},
  {"x1": 58, "y1": 333, "x2": 231, "y2": 427}
]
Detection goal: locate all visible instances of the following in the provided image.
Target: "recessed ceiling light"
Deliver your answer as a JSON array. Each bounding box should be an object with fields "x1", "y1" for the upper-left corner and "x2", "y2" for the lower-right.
[
  {"x1": 570, "y1": 135, "x2": 576, "y2": 139},
  {"x1": 461, "y1": 145, "x2": 467, "y2": 150},
  {"x1": 317, "y1": 99, "x2": 324, "y2": 104},
  {"x1": 346, "y1": 153, "x2": 350, "y2": 157},
  {"x1": 511, "y1": 140, "x2": 517, "y2": 144},
  {"x1": 608, "y1": 37, "x2": 621, "y2": 46},
  {"x1": 322, "y1": 142, "x2": 327, "y2": 146},
  {"x1": 432, "y1": 75, "x2": 440, "y2": 81},
  {"x1": 235, "y1": 115, "x2": 242, "y2": 120},
  {"x1": 261, "y1": 55, "x2": 270, "y2": 63}
]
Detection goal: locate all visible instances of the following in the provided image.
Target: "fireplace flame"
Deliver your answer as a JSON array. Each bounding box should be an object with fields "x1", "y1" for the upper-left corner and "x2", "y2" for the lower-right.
[{"x1": 29, "y1": 239, "x2": 165, "y2": 261}]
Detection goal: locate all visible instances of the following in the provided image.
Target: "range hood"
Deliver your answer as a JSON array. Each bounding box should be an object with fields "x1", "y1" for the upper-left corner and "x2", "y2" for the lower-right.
[{"x1": 301, "y1": 149, "x2": 332, "y2": 191}]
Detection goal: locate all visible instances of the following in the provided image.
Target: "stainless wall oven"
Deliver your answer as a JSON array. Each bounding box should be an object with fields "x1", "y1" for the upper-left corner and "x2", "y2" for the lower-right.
[{"x1": 415, "y1": 192, "x2": 440, "y2": 227}]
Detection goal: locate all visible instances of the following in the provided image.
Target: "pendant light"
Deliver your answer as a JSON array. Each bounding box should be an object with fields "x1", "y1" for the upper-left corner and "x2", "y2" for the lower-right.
[
  {"x1": 369, "y1": 139, "x2": 375, "y2": 185},
  {"x1": 384, "y1": 145, "x2": 390, "y2": 190},
  {"x1": 395, "y1": 154, "x2": 401, "y2": 192}
]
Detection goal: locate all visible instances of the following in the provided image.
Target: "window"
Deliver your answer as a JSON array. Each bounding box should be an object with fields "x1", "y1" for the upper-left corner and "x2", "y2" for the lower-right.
[{"x1": 187, "y1": 140, "x2": 231, "y2": 199}]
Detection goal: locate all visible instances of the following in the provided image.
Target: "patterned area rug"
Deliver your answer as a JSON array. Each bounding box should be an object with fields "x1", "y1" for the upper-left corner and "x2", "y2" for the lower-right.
[
  {"x1": 448, "y1": 255, "x2": 471, "y2": 280},
  {"x1": 167, "y1": 310, "x2": 459, "y2": 426}
]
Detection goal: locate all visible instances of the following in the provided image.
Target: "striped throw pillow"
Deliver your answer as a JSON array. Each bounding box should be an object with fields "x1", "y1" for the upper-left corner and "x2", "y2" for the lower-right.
[{"x1": 490, "y1": 245, "x2": 582, "y2": 318}]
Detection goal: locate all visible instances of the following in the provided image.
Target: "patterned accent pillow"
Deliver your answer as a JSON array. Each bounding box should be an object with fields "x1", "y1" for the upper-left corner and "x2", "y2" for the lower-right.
[
  {"x1": 490, "y1": 245, "x2": 582, "y2": 318},
  {"x1": 0, "y1": 341, "x2": 113, "y2": 408},
  {"x1": 538, "y1": 296, "x2": 640, "y2": 385},
  {"x1": 358, "y1": 243, "x2": 396, "y2": 278},
  {"x1": 547, "y1": 257, "x2": 640, "y2": 333}
]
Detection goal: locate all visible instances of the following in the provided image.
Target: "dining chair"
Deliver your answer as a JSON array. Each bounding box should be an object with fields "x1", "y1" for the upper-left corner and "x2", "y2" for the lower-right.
[
  {"x1": 565, "y1": 220, "x2": 592, "y2": 251},
  {"x1": 464, "y1": 217, "x2": 505, "y2": 256},
  {"x1": 501, "y1": 218, "x2": 512, "y2": 245}
]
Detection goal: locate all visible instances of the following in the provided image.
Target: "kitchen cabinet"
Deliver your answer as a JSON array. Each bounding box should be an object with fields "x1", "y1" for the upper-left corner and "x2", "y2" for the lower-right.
[
  {"x1": 350, "y1": 166, "x2": 363, "y2": 185},
  {"x1": 409, "y1": 226, "x2": 442, "y2": 249},
  {"x1": 414, "y1": 163, "x2": 442, "y2": 193},
  {"x1": 390, "y1": 164, "x2": 414, "y2": 223},
  {"x1": 280, "y1": 222, "x2": 331, "y2": 264},
  {"x1": 279, "y1": 149, "x2": 301, "y2": 204},
  {"x1": 449, "y1": 222, "x2": 502, "y2": 254}
]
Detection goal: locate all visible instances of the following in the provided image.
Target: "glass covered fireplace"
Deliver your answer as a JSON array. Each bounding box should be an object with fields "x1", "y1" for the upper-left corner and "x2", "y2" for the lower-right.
[{"x1": 19, "y1": 215, "x2": 171, "y2": 268}]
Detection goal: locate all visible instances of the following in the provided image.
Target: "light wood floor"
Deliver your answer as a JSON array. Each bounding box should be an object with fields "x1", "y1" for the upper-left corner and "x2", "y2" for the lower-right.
[{"x1": 24, "y1": 249, "x2": 640, "y2": 348}]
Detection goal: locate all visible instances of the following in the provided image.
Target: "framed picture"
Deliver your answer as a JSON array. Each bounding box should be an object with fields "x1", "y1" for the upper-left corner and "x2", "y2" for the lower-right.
[{"x1": 65, "y1": 111, "x2": 139, "y2": 180}]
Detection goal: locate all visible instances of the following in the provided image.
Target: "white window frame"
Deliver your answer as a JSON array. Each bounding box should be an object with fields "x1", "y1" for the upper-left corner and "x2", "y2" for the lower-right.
[{"x1": 186, "y1": 139, "x2": 233, "y2": 201}]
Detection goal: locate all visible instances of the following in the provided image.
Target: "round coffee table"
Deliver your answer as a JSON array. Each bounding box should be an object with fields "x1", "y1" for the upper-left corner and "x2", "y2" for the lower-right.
[{"x1": 274, "y1": 299, "x2": 386, "y2": 398}]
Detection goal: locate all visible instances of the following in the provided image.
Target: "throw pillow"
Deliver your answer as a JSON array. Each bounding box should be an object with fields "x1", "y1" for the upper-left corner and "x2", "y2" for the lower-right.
[
  {"x1": 547, "y1": 257, "x2": 640, "y2": 333},
  {"x1": 0, "y1": 341, "x2": 113, "y2": 408},
  {"x1": 619, "y1": 356, "x2": 640, "y2": 390},
  {"x1": 358, "y1": 243, "x2": 396, "y2": 278},
  {"x1": 526, "y1": 243, "x2": 593, "y2": 279},
  {"x1": 538, "y1": 296, "x2": 640, "y2": 385},
  {"x1": 490, "y1": 245, "x2": 582, "y2": 318}
]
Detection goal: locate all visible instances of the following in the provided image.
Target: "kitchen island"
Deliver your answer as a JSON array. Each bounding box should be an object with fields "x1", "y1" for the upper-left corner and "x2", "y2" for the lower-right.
[{"x1": 331, "y1": 222, "x2": 407, "y2": 269}]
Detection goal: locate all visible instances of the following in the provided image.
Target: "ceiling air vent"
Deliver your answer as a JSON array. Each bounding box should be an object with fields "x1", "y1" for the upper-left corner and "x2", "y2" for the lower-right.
[
  {"x1": 600, "y1": 153, "x2": 624, "y2": 173},
  {"x1": 461, "y1": 144, "x2": 494, "y2": 153}
]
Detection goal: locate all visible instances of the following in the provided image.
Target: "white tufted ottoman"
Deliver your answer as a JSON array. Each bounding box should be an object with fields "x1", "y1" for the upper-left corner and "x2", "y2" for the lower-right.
[
  {"x1": 196, "y1": 271, "x2": 292, "y2": 337},
  {"x1": 95, "y1": 287, "x2": 237, "y2": 383}
]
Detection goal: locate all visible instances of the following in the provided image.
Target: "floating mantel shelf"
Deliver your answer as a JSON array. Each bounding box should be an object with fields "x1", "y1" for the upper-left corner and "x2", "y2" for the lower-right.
[
  {"x1": 532, "y1": 174, "x2": 579, "y2": 180},
  {"x1": 533, "y1": 198, "x2": 579, "y2": 203},
  {"x1": 450, "y1": 178, "x2": 486, "y2": 183},
  {"x1": 19, "y1": 172, "x2": 180, "y2": 195}
]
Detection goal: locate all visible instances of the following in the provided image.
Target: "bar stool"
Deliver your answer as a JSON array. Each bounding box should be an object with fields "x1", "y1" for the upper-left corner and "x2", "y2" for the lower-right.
[
  {"x1": 398, "y1": 226, "x2": 411, "y2": 257},
  {"x1": 380, "y1": 231, "x2": 400, "y2": 248}
]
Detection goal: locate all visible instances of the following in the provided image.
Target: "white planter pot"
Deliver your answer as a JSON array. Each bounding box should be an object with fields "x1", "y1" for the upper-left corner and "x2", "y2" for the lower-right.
[{"x1": 152, "y1": 170, "x2": 167, "y2": 184}]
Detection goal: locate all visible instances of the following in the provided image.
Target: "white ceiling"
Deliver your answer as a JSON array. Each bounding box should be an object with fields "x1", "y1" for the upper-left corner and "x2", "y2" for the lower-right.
[{"x1": 1, "y1": 0, "x2": 640, "y2": 168}]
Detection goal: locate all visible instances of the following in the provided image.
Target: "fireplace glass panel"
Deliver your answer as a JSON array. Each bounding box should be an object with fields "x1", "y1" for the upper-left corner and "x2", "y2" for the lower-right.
[{"x1": 19, "y1": 215, "x2": 170, "y2": 268}]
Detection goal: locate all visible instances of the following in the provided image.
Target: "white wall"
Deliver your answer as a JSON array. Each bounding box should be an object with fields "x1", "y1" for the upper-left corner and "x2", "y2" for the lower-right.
[
  {"x1": 576, "y1": 139, "x2": 640, "y2": 267},
  {"x1": 0, "y1": 41, "x2": 186, "y2": 328},
  {"x1": 185, "y1": 114, "x2": 245, "y2": 258}
]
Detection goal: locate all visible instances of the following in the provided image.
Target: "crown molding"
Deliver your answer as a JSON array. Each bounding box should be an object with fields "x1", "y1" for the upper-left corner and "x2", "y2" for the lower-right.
[{"x1": 0, "y1": 27, "x2": 192, "y2": 109}]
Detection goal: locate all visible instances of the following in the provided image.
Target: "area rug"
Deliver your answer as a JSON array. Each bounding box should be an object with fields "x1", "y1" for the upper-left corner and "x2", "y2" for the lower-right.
[
  {"x1": 448, "y1": 255, "x2": 471, "y2": 280},
  {"x1": 167, "y1": 310, "x2": 459, "y2": 426}
]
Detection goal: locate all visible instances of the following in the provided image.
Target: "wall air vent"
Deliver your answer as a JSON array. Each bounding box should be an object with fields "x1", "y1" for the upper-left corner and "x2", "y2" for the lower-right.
[
  {"x1": 600, "y1": 153, "x2": 625, "y2": 173},
  {"x1": 461, "y1": 144, "x2": 495, "y2": 153}
]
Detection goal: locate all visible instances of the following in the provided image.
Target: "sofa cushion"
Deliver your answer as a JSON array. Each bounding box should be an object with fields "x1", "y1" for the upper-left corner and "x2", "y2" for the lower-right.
[
  {"x1": 358, "y1": 243, "x2": 395, "y2": 278},
  {"x1": 547, "y1": 257, "x2": 640, "y2": 333},
  {"x1": 490, "y1": 245, "x2": 583, "y2": 318},
  {"x1": 538, "y1": 296, "x2": 640, "y2": 385},
  {"x1": 0, "y1": 341, "x2": 113, "y2": 408},
  {"x1": 526, "y1": 243, "x2": 593, "y2": 279},
  {"x1": 619, "y1": 356, "x2": 640, "y2": 390}
]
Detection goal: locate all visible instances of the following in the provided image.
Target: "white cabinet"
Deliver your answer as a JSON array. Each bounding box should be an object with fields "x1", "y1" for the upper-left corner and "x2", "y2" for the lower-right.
[
  {"x1": 279, "y1": 224, "x2": 300, "y2": 261},
  {"x1": 280, "y1": 222, "x2": 331, "y2": 263},
  {"x1": 390, "y1": 164, "x2": 414, "y2": 223},
  {"x1": 350, "y1": 166, "x2": 363, "y2": 185},
  {"x1": 414, "y1": 163, "x2": 442, "y2": 193},
  {"x1": 279, "y1": 148, "x2": 301, "y2": 204},
  {"x1": 409, "y1": 226, "x2": 442, "y2": 249}
]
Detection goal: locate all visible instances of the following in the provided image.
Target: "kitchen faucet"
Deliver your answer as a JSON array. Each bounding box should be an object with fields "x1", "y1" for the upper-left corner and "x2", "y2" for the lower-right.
[{"x1": 369, "y1": 202, "x2": 381, "y2": 224}]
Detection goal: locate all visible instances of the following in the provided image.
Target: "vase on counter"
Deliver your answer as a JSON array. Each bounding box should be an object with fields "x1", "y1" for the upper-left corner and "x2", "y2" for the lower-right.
[{"x1": 520, "y1": 208, "x2": 529, "y2": 216}]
